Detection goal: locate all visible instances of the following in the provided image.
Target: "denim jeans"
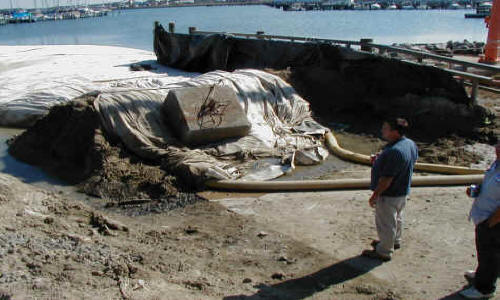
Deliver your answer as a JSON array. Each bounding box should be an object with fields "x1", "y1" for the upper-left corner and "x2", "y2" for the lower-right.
[
  {"x1": 375, "y1": 195, "x2": 407, "y2": 257},
  {"x1": 474, "y1": 221, "x2": 500, "y2": 294}
]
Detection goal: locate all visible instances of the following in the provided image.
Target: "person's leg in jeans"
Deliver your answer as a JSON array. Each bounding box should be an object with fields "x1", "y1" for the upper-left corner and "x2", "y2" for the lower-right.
[
  {"x1": 395, "y1": 197, "x2": 407, "y2": 246},
  {"x1": 474, "y1": 222, "x2": 500, "y2": 295},
  {"x1": 375, "y1": 196, "x2": 400, "y2": 257}
]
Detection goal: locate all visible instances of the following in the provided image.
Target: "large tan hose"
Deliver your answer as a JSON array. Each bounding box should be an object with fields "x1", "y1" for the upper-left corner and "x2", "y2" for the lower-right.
[
  {"x1": 325, "y1": 131, "x2": 485, "y2": 175},
  {"x1": 206, "y1": 174, "x2": 483, "y2": 191},
  {"x1": 205, "y1": 131, "x2": 486, "y2": 191}
]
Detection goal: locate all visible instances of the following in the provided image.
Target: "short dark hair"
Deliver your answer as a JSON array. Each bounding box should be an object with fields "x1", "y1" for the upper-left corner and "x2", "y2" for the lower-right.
[{"x1": 385, "y1": 118, "x2": 409, "y2": 135}]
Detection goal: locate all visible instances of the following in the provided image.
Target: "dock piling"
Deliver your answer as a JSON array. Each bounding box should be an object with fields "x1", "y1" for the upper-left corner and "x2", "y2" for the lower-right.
[
  {"x1": 169, "y1": 22, "x2": 175, "y2": 33},
  {"x1": 471, "y1": 80, "x2": 479, "y2": 104},
  {"x1": 360, "y1": 38, "x2": 373, "y2": 52}
]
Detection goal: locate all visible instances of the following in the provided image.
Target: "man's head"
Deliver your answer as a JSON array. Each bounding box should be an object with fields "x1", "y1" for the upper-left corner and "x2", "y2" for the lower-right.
[{"x1": 381, "y1": 118, "x2": 408, "y2": 142}]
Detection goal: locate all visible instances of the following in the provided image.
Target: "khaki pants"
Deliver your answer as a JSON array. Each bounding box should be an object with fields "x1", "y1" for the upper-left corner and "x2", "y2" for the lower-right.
[{"x1": 375, "y1": 195, "x2": 407, "y2": 257}]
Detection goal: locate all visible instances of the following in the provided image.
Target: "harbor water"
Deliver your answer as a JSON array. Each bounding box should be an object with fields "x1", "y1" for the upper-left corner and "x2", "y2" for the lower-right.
[{"x1": 0, "y1": 5, "x2": 489, "y2": 51}]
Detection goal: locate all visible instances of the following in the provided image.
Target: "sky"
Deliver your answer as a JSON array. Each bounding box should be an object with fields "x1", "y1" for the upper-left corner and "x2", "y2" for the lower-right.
[{"x1": 0, "y1": 0, "x2": 118, "y2": 9}]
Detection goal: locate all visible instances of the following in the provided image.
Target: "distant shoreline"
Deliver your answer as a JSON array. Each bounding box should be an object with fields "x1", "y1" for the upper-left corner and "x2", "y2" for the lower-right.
[{"x1": 118, "y1": 1, "x2": 270, "y2": 10}]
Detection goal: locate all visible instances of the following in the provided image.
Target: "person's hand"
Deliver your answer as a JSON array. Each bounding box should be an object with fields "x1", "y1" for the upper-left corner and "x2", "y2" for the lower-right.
[
  {"x1": 466, "y1": 187, "x2": 471, "y2": 197},
  {"x1": 369, "y1": 193, "x2": 378, "y2": 208},
  {"x1": 370, "y1": 153, "x2": 380, "y2": 165},
  {"x1": 488, "y1": 217, "x2": 499, "y2": 228}
]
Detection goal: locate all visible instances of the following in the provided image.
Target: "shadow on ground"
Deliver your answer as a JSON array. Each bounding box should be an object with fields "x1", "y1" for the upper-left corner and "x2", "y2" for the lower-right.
[{"x1": 223, "y1": 255, "x2": 383, "y2": 300}]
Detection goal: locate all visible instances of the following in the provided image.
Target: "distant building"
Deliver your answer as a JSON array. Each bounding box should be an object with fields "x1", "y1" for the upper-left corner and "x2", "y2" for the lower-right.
[
  {"x1": 11, "y1": 12, "x2": 33, "y2": 23},
  {"x1": 172, "y1": 0, "x2": 195, "y2": 4},
  {"x1": 322, "y1": 0, "x2": 354, "y2": 6}
]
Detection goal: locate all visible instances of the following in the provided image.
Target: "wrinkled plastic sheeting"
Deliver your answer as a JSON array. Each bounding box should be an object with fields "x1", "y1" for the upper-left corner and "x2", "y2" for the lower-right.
[
  {"x1": 0, "y1": 45, "x2": 196, "y2": 128},
  {"x1": 94, "y1": 69, "x2": 328, "y2": 181}
]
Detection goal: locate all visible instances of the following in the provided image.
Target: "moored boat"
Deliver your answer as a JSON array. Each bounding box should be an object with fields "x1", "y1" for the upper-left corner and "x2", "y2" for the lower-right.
[{"x1": 465, "y1": 2, "x2": 491, "y2": 18}]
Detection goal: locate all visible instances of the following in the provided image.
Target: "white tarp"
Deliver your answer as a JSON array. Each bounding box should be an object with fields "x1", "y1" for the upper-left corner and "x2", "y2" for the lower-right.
[
  {"x1": 1, "y1": 45, "x2": 328, "y2": 181},
  {"x1": 0, "y1": 45, "x2": 196, "y2": 127},
  {"x1": 94, "y1": 69, "x2": 328, "y2": 181}
]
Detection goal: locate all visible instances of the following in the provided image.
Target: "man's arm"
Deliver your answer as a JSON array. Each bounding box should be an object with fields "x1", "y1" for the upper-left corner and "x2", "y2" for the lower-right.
[
  {"x1": 369, "y1": 176, "x2": 394, "y2": 208},
  {"x1": 487, "y1": 207, "x2": 500, "y2": 228}
]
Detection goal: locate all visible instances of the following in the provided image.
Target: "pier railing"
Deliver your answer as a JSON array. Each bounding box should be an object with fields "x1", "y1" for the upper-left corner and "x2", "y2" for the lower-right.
[
  {"x1": 191, "y1": 30, "x2": 363, "y2": 47},
  {"x1": 174, "y1": 24, "x2": 500, "y2": 102}
]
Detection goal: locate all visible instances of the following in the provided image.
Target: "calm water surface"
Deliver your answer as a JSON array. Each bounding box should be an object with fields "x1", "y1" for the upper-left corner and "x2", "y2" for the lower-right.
[{"x1": 0, "y1": 5, "x2": 488, "y2": 51}]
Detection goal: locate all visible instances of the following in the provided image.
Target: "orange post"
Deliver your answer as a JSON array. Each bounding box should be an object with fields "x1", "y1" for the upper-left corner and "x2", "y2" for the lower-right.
[{"x1": 480, "y1": 0, "x2": 500, "y2": 63}]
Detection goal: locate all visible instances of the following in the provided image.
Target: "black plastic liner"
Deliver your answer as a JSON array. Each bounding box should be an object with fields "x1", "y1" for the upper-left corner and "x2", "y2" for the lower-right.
[{"x1": 154, "y1": 23, "x2": 491, "y2": 139}]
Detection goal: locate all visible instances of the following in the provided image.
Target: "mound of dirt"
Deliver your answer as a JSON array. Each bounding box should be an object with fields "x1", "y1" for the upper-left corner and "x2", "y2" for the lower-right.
[
  {"x1": 8, "y1": 95, "x2": 180, "y2": 203},
  {"x1": 270, "y1": 68, "x2": 495, "y2": 143},
  {"x1": 153, "y1": 27, "x2": 495, "y2": 141}
]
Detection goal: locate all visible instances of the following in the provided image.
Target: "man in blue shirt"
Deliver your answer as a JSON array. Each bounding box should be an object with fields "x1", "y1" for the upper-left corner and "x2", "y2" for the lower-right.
[
  {"x1": 362, "y1": 118, "x2": 418, "y2": 261},
  {"x1": 460, "y1": 140, "x2": 500, "y2": 299}
]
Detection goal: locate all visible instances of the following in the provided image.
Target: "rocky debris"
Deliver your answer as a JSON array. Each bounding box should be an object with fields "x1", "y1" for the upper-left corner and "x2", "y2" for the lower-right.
[
  {"x1": 90, "y1": 212, "x2": 129, "y2": 234},
  {"x1": 184, "y1": 226, "x2": 198, "y2": 235},
  {"x1": 257, "y1": 231, "x2": 268, "y2": 238},
  {"x1": 277, "y1": 255, "x2": 296, "y2": 265},
  {"x1": 417, "y1": 136, "x2": 483, "y2": 167},
  {"x1": 183, "y1": 280, "x2": 206, "y2": 290},
  {"x1": 105, "y1": 193, "x2": 206, "y2": 216},
  {"x1": 271, "y1": 272, "x2": 286, "y2": 280},
  {"x1": 129, "y1": 63, "x2": 155, "y2": 71},
  {"x1": 393, "y1": 40, "x2": 485, "y2": 56},
  {"x1": 355, "y1": 283, "x2": 379, "y2": 295}
]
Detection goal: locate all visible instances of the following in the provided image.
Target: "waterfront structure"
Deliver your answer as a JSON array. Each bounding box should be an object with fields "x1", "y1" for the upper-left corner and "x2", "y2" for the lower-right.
[
  {"x1": 321, "y1": 0, "x2": 354, "y2": 9},
  {"x1": 465, "y1": 1, "x2": 491, "y2": 17},
  {"x1": 10, "y1": 11, "x2": 34, "y2": 23}
]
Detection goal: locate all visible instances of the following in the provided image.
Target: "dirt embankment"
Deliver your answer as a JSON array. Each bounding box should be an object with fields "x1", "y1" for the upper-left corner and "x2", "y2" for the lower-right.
[
  {"x1": 8, "y1": 96, "x2": 180, "y2": 204},
  {"x1": 0, "y1": 173, "x2": 403, "y2": 300}
]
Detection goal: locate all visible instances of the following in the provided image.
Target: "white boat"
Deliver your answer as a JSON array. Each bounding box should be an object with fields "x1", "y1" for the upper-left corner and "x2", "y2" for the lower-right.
[
  {"x1": 371, "y1": 3, "x2": 382, "y2": 9},
  {"x1": 387, "y1": 4, "x2": 398, "y2": 9},
  {"x1": 352, "y1": 4, "x2": 368, "y2": 10},
  {"x1": 450, "y1": 3, "x2": 463, "y2": 9},
  {"x1": 465, "y1": 2, "x2": 491, "y2": 17},
  {"x1": 401, "y1": 4, "x2": 414, "y2": 9},
  {"x1": 284, "y1": 3, "x2": 305, "y2": 11}
]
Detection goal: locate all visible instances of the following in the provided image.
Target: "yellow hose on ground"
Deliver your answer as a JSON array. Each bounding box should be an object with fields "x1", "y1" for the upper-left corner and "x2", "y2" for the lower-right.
[
  {"x1": 205, "y1": 175, "x2": 483, "y2": 191},
  {"x1": 205, "y1": 131, "x2": 486, "y2": 191},
  {"x1": 324, "y1": 131, "x2": 485, "y2": 175}
]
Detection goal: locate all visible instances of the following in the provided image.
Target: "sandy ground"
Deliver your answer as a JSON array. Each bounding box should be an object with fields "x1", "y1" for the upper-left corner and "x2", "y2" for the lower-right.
[
  {"x1": 206, "y1": 186, "x2": 495, "y2": 300},
  {"x1": 0, "y1": 173, "x2": 402, "y2": 300},
  {"x1": 2, "y1": 171, "x2": 499, "y2": 300}
]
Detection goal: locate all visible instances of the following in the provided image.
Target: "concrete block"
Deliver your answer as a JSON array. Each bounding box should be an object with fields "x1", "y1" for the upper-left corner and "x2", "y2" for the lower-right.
[{"x1": 164, "y1": 85, "x2": 251, "y2": 145}]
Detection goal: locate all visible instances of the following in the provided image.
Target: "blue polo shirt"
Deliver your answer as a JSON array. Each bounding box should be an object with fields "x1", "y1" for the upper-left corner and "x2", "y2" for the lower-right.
[{"x1": 370, "y1": 137, "x2": 419, "y2": 197}]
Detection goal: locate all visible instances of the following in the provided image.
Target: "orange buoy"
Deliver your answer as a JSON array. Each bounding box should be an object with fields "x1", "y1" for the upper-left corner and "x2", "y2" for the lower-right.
[{"x1": 480, "y1": 0, "x2": 500, "y2": 63}]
